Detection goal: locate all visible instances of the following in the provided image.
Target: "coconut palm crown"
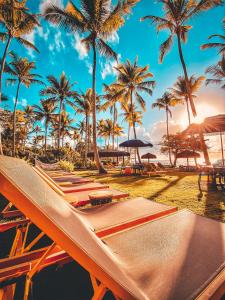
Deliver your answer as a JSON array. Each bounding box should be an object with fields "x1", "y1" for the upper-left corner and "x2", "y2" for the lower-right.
[{"x1": 141, "y1": 0, "x2": 223, "y2": 117}]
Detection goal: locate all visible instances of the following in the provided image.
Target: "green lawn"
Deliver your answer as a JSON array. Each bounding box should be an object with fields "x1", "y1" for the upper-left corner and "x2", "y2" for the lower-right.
[{"x1": 74, "y1": 169, "x2": 225, "y2": 222}]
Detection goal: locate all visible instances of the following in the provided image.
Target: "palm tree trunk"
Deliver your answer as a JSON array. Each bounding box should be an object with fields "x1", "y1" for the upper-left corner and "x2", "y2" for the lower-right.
[
  {"x1": 0, "y1": 35, "x2": 12, "y2": 102},
  {"x1": 12, "y1": 81, "x2": 21, "y2": 157},
  {"x1": 112, "y1": 104, "x2": 116, "y2": 149},
  {"x1": 177, "y1": 32, "x2": 196, "y2": 117},
  {"x1": 130, "y1": 90, "x2": 141, "y2": 164},
  {"x1": 128, "y1": 124, "x2": 130, "y2": 140},
  {"x1": 58, "y1": 98, "x2": 63, "y2": 150},
  {"x1": 44, "y1": 121, "x2": 48, "y2": 154},
  {"x1": 199, "y1": 131, "x2": 210, "y2": 165},
  {"x1": 0, "y1": 35, "x2": 12, "y2": 155},
  {"x1": 92, "y1": 40, "x2": 107, "y2": 174},
  {"x1": 185, "y1": 96, "x2": 191, "y2": 125},
  {"x1": 166, "y1": 108, "x2": 173, "y2": 166},
  {"x1": 84, "y1": 112, "x2": 88, "y2": 167}
]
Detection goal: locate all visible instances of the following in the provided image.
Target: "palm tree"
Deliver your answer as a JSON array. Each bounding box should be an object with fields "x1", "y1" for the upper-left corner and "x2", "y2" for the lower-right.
[
  {"x1": 141, "y1": 0, "x2": 222, "y2": 118},
  {"x1": 4, "y1": 53, "x2": 43, "y2": 156},
  {"x1": 201, "y1": 19, "x2": 225, "y2": 55},
  {"x1": 205, "y1": 55, "x2": 225, "y2": 89},
  {"x1": 71, "y1": 128, "x2": 81, "y2": 150},
  {"x1": 52, "y1": 112, "x2": 75, "y2": 147},
  {"x1": 0, "y1": 93, "x2": 8, "y2": 154},
  {"x1": 121, "y1": 103, "x2": 143, "y2": 140},
  {"x1": 113, "y1": 58, "x2": 155, "y2": 162},
  {"x1": 33, "y1": 100, "x2": 57, "y2": 154},
  {"x1": 75, "y1": 89, "x2": 100, "y2": 166},
  {"x1": 114, "y1": 123, "x2": 124, "y2": 148},
  {"x1": 0, "y1": 0, "x2": 39, "y2": 102},
  {"x1": 40, "y1": 72, "x2": 79, "y2": 151},
  {"x1": 44, "y1": 0, "x2": 138, "y2": 174},
  {"x1": 152, "y1": 92, "x2": 179, "y2": 166},
  {"x1": 102, "y1": 83, "x2": 124, "y2": 149},
  {"x1": 170, "y1": 75, "x2": 205, "y2": 124}
]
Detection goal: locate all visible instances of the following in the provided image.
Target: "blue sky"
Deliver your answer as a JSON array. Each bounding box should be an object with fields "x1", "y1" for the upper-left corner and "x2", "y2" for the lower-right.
[{"x1": 0, "y1": 0, "x2": 224, "y2": 151}]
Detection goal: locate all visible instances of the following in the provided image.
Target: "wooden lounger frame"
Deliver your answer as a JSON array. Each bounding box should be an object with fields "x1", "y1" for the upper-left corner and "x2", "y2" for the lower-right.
[{"x1": 0, "y1": 196, "x2": 178, "y2": 299}]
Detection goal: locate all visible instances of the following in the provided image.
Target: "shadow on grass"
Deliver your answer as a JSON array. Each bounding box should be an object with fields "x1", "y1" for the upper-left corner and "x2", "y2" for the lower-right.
[{"x1": 147, "y1": 174, "x2": 187, "y2": 201}]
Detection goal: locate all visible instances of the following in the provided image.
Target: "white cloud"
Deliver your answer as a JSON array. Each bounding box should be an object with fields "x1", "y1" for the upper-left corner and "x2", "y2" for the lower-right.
[
  {"x1": 21, "y1": 99, "x2": 27, "y2": 107},
  {"x1": 150, "y1": 120, "x2": 182, "y2": 143},
  {"x1": 22, "y1": 31, "x2": 35, "y2": 58},
  {"x1": 101, "y1": 54, "x2": 121, "y2": 80},
  {"x1": 72, "y1": 33, "x2": 88, "y2": 60},
  {"x1": 108, "y1": 32, "x2": 119, "y2": 44},
  {"x1": 37, "y1": 26, "x2": 50, "y2": 41},
  {"x1": 39, "y1": 0, "x2": 63, "y2": 13},
  {"x1": 48, "y1": 31, "x2": 65, "y2": 54}
]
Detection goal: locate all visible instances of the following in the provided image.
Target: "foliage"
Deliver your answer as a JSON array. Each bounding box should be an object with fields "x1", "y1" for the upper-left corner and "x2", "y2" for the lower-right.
[{"x1": 59, "y1": 160, "x2": 74, "y2": 172}]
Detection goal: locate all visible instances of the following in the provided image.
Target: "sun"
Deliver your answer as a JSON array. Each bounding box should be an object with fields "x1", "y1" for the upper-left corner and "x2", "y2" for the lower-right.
[{"x1": 178, "y1": 103, "x2": 220, "y2": 129}]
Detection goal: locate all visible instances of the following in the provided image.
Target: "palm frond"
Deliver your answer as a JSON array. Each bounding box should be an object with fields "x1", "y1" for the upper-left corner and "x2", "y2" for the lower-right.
[
  {"x1": 97, "y1": 38, "x2": 117, "y2": 60},
  {"x1": 16, "y1": 37, "x2": 39, "y2": 52},
  {"x1": 159, "y1": 34, "x2": 173, "y2": 63}
]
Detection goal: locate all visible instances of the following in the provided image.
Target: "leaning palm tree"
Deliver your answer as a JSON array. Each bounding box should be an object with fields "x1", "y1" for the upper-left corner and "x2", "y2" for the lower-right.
[
  {"x1": 170, "y1": 75, "x2": 205, "y2": 124},
  {"x1": 0, "y1": 0, "x2": 39, "y2": 102},
  {"x1": 4, "y1": 53, "x2": 43, "y2": 156},
  {"x1": 33, "y1": 100, "x2": 57, "y2": 154},
  {"x1": 113, "y1": 58, "x2": 155, "y2": 162},
  {"x1": 44, "y1": 0, "x2": 138, "y2": 174},
  {"x1": 201, "y1": 19, "x2": 225, "y2": 55},
  {"x1": 205, "y1": 55, "x2": 225, "y2": 89},
  {"x1": 40, "y1": 72, "x2": 79, "y2": 151},
  {"x1": 141, "y1": 0, "x2": 222, "y2": 118},
  {"x1": 152, "y1": 92, "x2": 179, "y2": 166}
]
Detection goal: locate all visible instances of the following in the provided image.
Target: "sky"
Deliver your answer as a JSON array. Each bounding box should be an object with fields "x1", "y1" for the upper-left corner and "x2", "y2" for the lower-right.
[{"x1": 0, "y1": 0, "x2": 224, "y2": 160}]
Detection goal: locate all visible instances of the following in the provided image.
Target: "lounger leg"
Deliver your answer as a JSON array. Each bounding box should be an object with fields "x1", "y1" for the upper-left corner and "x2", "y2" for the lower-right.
[
  {"x1": 23, "y1": 242, "x2": 56, "y2": 300},
  {"x1": 90, "y1": 275, "x2": 107, "y2": 300}
]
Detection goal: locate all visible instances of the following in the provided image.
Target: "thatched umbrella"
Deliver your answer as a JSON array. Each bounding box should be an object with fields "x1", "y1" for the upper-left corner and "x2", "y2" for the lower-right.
[
  {"x1": 119, "y1": 139, "x2": 153, "y2": 163},
  {"x1": 183, "y1": 114, "x2": 225, "y2": 166},
  {"x1": 176, "y1": 150, "x2": 200, "y2": 167},
  {"x1": 141, "y1": 152, "x2": 157, "y2": 163}
]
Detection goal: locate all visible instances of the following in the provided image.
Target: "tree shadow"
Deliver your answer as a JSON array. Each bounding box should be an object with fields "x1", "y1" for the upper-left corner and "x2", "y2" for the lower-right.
[{"x1": 147, "y1": 174, "x2": 187, "y2": 201}]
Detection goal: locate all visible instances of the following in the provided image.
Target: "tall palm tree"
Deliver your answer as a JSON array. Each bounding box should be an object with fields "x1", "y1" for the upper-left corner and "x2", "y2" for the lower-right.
[
  {"x1": 141, "y1": 0, "x2": 222, "y2": 118},
  {"x1": 75, "y1": 89, "x2": 100, "y2": 166},
  {"x1": 4, "y1": 53, "x2": 43, "y2": 156},
  {"x1": 113, "y1": 58, "x2": 155, "y2": 162},
  {"x1": 0, "y1": 0, "x2": 39, "y2": 102},
  {"x1": 33, "y1": 100, "x2": 57, "y2": 154},
  {"x1": 121, "y1": 103, "x2": 143, "y2": 140},
  {"x1": 205, "y1": 55, "x2": 225, "y2": 89},
  {"x1": 102, "y1": 83, "x2": 124, "y2": 149},
  {"x1": 44, "y1": 0, "x2": 138, "y2": 174},
  {"x1": 201, "y1": 19, "x2": 225, "y2": 55},
  {"x1": 152, "y1": 92, "x2": 179, "y2": 166},
  {"x1": 170, "y1": 75, "x2": 205, "y2": 124},
  {"x1": 40, "y1": 72, "x2": 79, "y2": 150}
]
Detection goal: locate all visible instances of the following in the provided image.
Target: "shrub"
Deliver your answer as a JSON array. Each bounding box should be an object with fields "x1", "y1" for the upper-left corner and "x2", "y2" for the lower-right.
[{"x1": 59, "y1": 160, "x2": 74, "y2": 172}]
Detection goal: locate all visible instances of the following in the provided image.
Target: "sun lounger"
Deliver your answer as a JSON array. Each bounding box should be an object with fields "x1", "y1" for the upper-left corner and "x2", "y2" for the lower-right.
[
  {"x1": 0, "y1": 156, "x2": 224, "y2": 300},
  {"x1": 34, "y1": 166, "x2": 108, "y2": 194}
]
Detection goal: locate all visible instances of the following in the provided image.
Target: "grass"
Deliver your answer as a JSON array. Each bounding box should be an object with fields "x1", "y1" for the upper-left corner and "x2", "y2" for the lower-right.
[{"x1": 74, "y1": 169, "x2": 225, "y2": 222}]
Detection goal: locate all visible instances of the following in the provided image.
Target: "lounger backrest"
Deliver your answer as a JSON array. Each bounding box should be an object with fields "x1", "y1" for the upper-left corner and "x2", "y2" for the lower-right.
[{"x1": 0, "y1": 156, "x2": 145, "y2": 300}]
